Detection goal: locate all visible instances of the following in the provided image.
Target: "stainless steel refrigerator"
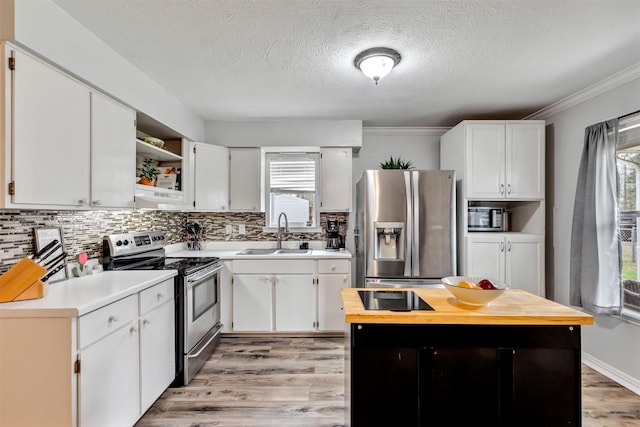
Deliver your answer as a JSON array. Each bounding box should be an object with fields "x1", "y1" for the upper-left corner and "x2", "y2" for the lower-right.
[{"x1": 355, "y1": 170, "x2": 456, "y2": 287}]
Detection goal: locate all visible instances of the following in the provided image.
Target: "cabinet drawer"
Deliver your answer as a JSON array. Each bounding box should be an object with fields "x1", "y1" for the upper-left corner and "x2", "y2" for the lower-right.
[
  {"x1": 139, "y1": 278, "x2": 174, "y2": 315},
  {"x1": 233, "y1": 259, "x2": 314, "y2": 274},
  {"x1": 318, "y1": 259, "x2": 350, "y2": 274},
  {"x1": 79, "y1": 295, "x2": 137, "y2": 349}
]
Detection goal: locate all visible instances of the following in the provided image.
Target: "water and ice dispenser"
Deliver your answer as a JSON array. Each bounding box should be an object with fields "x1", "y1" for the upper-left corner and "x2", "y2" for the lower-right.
[{"x1": 374, "y1": 222, "x2": 405, "y2": 260}]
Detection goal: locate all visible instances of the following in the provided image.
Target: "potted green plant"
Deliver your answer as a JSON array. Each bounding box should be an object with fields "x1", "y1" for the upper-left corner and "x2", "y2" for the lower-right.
[
  {"x1": 138, "y1": 157, "x2": 160, "y2": 186},
  {"x1": 379, "y1": 156, "x2": 414, "y2": 169}
]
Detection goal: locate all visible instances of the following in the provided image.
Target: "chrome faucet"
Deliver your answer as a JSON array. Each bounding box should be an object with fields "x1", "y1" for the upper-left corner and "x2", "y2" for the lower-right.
[{"x1": 276, "y1": 212, "x2": 289, "y2": 249}]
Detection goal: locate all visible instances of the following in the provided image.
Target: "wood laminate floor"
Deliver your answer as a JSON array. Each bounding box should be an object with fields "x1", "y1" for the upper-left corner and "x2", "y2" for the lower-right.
[{"x1": 136, "y1": 337, "x2": 640, "y2": 427}]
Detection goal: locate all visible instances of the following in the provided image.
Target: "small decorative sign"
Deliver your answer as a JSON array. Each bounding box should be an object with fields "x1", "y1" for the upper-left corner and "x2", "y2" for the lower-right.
[
  {"x1": 34, "y1": 227, "x2": 68, "y2": 283},
  {"x1": 155, "y1": 173, "x2": 178, "y2": 190}
]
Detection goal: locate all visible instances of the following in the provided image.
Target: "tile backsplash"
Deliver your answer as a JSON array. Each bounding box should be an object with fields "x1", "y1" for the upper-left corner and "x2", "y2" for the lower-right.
[{"x1": 0, "y1": 210, "x2": 348, "y2": 273}]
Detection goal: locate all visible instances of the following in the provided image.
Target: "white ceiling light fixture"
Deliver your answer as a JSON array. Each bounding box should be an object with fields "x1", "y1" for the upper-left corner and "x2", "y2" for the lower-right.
[{"x1": 354, "y1": 47, "x2": 401, "y2": 85}]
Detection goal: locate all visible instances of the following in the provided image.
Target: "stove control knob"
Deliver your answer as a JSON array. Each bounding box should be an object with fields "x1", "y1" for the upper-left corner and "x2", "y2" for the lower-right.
[
  {"x1": 116, "y1": 240, "x2": 122, "y2": 247},
  {"x1": 123, "y1": 239, "x2": 129, "y2": 246}
]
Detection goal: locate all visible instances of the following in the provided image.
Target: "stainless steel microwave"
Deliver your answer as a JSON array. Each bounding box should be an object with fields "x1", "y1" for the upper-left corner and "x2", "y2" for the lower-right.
[{"x1": 468, "y1": 207, "x2": 503, "y2": 231}]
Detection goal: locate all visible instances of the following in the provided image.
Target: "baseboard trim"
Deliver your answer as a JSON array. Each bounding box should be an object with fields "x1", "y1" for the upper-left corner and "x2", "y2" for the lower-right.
[{"x1": 582, "y1": 351, "x2": 640, "y2": 396}]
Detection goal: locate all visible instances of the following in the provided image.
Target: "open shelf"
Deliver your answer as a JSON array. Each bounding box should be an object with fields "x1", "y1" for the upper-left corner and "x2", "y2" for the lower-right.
[{"x1": 136, "y1": 139, "x2": 182, "y2": 162}]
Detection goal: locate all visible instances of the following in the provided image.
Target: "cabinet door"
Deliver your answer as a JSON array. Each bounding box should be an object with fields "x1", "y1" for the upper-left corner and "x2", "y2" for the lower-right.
[
  {"x1": 466, "y1": 235, "x2": 505, "y2": 281},
  {"x1": 194, "y1": 142, "x2": 229, "y2": 211},
  {"x1": 506, "y1": 124, "x2": 544, "y2": 199},
  {"x1": 506, "y1": 235, "x2": 544, "y2": 296},
  {"x1": 351, "y1": 347, "x2": 419, "y2": 427},
  {"x1": 220, "y1": 261, "x2": 233, "y2": 333},
  {"x1": 317, "y1": 274, "x2": 348, "y2": 331},
  {"x1": 320, "y1": 148, "x2": 352, "y2": 211},
  {"x1": 512, "y1": 348, "x2": 580, "y2": 425},
  {"x1": 425, "y1": 347, "x2": 500, "y2": 426},
  {"x1": 139, "y1": 300, "x2": 175, "y2": 413},
  {"x1": 274, "y1": 274, "x2": 315, "y2": 331},
  {"x1": 90, "y1": 92, "x2": 136, "y2": 208},
  {"x1": 232, "y1": 274, "x2": 272, "y2": 331},
  {"x1": 79, "y1": 321, "x2": 139, "y2": 427},
  {"x1": 12, "y1": 49, "x2": 91, "y2": 207},
  {"x1": 229, "y1": 148, "x2": 262, "y2": 211},
  {"x1": 465, "y1": 124, "x2": 505, "y2": 199}
]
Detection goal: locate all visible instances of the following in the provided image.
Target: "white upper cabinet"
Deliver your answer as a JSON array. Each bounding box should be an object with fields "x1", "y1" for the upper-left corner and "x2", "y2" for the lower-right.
[
  {"x1": 2, "y1": 44, "x2": 136, "y2": 209},
  {"x1": 9, "y1": 47, "x2": 91, "y2": 208},
  {"x1": 229, "y1": 148, "x2": 262, "y2": 211},
  {"x1": 464, "y1": 122, "x2": 544, "y2": 200},
  {"x1": 193, "y1": 142, "x2": 229, "y2": 211},
  {"x1": 320, "y1": 147, "x2": 352, "y2": 212},
  {"x1": 91, "y1": 92, "x2": 136, "y2": 208},
  {"x1": 505, "y1": 124, "x2": 545, "y2": 199}
]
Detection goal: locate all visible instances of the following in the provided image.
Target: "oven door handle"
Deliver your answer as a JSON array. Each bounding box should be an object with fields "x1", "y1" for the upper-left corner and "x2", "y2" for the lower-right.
[
  {"x1": 186, "y1": 263, "x2": 223, "y2": 285},
  {"x1": 187, "y1": 325, "x2": 222, "y2": 359}
]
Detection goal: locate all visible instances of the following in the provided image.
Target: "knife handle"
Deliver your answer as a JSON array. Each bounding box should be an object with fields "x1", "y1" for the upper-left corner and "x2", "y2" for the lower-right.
[{"x1": 42, "y1": 264, "x2": 65, "y2": 282}]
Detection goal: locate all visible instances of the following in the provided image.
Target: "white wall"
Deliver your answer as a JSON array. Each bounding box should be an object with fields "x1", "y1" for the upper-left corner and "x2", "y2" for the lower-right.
[
  {"x1": 544, "y1": 76, "x2": 640, "y2": 393},
  {"x1": 204, "y1": 120, "x2": 362, "y2": 148},
  {"x1": 352, "y1": 128, "x2": 446, "y2": 181},
  {"x1": 2, "y1": 0, "x2": 204, "y2": 141}
]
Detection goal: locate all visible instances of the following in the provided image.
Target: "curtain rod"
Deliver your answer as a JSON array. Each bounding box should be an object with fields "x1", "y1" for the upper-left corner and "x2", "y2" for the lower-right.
[{"x1": 619, "y1": 109, "x2": 640, "y2": 120}]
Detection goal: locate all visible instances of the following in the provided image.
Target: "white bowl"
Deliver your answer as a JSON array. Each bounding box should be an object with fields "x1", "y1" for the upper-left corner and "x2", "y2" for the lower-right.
[{"x1": 441, "y1": 276, "x2": 509, "y2": 306}]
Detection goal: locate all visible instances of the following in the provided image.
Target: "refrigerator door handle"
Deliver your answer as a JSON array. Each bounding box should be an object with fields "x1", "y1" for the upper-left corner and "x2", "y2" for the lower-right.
[
  {"x1": 404, "y1": 171, "x2": 412, "y2": 277},
  {"x1": 412, "y1": 171, "x2": 420, "y2": 277}
]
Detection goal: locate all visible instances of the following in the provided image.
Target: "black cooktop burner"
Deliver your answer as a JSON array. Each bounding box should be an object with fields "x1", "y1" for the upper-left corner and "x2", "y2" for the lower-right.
[
  {"x1": 358, "y1": 290, "x2": 434, "y2": 311},
  {"x1": 164, "y1": 257, "x2": 220, "y2": 275}
]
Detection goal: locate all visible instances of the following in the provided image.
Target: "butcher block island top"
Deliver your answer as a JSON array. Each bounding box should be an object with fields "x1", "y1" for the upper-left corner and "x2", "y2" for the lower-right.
[{"x1": 341, "y1": 288, "x2": 594, "y2": 325}]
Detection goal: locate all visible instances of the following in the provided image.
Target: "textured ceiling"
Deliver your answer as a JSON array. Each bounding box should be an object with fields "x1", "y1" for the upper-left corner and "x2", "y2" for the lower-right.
[{"x1": 53, "y1": 0, "x2": 640, "y2": 127}]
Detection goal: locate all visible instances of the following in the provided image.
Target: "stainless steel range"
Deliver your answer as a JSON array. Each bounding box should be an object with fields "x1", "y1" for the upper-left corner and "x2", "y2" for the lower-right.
[{"x1": 102, "y1": 231, "x2": 223, "y2": 386}]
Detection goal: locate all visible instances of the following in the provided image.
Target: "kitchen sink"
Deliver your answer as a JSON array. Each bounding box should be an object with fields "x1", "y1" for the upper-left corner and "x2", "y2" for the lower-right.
[
  {"x1": 236, "y1": 248, "x2": 278, "y2": 255},
  {"x1": 274, "y1": 249, "x2": 311, "y2": 254},
  {"x1": 235, "y1": 248, "x2": 312, "y2": 255}
]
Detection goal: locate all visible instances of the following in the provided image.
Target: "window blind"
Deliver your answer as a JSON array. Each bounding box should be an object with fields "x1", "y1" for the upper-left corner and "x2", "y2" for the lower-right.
[{"x1": 268, "y1": 157, "x2": 316, "y2": 192}]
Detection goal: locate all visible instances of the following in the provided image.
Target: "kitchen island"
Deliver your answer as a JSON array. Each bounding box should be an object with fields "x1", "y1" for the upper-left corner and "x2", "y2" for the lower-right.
[{"x1": 342, "y1": 288, "x2": 593, "y2": 427}]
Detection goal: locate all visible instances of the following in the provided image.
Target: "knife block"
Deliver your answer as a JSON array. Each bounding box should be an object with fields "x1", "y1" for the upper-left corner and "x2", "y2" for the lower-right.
[{"x1": 0, "y1": 257, "x2": 48, "y2": 303}]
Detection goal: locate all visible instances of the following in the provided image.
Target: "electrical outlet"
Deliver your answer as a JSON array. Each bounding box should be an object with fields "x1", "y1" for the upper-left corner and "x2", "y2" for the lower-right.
[
  {"x1": 225, "y1": 224, "x2": 232, "y2": 235},
  {"x1": 238, "y1": 224, "x2": 246, "y2": 235}
]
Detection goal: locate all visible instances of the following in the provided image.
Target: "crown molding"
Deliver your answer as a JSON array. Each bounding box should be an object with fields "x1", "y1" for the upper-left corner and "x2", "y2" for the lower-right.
[
  {"x1": 363, "y1": 127, "x2": 450, "y2": 137},
  {"x1": 525, "y1": 62, "x2": 640, "y2": 120}
]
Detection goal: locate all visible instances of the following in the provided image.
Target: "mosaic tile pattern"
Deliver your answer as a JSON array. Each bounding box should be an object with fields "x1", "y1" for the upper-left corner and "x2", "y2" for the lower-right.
[
  {"x1": 0, "y1": 210, "x2": 349, "y2": 272},
  {"x1": 187, "y1": 212, "x2": 348, "y2": 242},
  {"x1": 0, "y1": 210, "x2": 187, "y2": 273}
]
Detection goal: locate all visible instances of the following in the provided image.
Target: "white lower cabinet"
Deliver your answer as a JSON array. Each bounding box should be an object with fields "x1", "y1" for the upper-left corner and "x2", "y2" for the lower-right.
[
  {"x1": 78, "y1": 279, "x2": 176, "y2": 425},
  {"x1": 229, "y1": 258, "x2": 350, "y2": 333},
  {"x1": 317, "y1": 274, "x2": 348, "y2": 331},
  {"x1": 0, "y1": 277, "x2": 176, "y2": 427},
  {"x1": 139, "y1": 279, "x2": 175, "y2": 413},
  {"x1": 79, "y1": 295, "x2": 140, "y2": 427},
  {"x1": 232, "y1": 274, "x2": 273, "y2": 331},
  {"x1": 275, "y1": 274, "x2": 316, "y2": 331},
  {"x1": 317, "y1": 259, "x2": 349, "y2": 331},
  {"x1": 466, "y1": 234, "x2": 544, "y2": 296}
]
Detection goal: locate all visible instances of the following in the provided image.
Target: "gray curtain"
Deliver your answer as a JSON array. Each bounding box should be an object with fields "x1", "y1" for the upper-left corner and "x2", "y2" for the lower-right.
[{"x1": 570, "y1": 118, "x2": 621, "y2": 314}]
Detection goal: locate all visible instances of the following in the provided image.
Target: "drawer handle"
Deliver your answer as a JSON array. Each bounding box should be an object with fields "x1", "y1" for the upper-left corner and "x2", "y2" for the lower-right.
[
  {"x1": 108, "y1": 315, "x2": 119, "y2": 323},
  {"x1": 130, "y1": 325, "x2": 137, "y2": 333},
  {"x1": 331, "y1": 264, "x2": 336, "y2": 271},
  {"x1": 157, "y1": 292, "x2": 165, "y2": 299},
  {"x1": 143, "y1": 319, "x2": 151, "y2": 326}
]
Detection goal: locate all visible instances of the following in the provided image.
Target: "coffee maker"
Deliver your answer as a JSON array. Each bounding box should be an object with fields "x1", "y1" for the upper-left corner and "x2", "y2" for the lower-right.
[{"x1": 325, "y1": 219, "x2": 341, "y2": 250}]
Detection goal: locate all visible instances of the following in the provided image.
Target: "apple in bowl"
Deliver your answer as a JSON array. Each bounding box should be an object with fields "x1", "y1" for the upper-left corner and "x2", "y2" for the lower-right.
[{"x1": 441, "y1": 276, "x2": 509, "y2": 306}]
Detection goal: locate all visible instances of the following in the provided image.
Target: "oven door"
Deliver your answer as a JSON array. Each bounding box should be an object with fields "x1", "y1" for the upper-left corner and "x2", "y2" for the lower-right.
[{"x1": 185, "y1": 264, "x2": 222, "y2": 352}]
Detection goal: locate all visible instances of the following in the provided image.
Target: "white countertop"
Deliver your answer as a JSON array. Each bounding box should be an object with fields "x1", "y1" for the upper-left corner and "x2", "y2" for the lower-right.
[
  {"x1": 0, "y1": 270, "x2": 177, "y2": 318},
  {"x1": 165, "y1": 241, "x2": 352, "y2": 260}
]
